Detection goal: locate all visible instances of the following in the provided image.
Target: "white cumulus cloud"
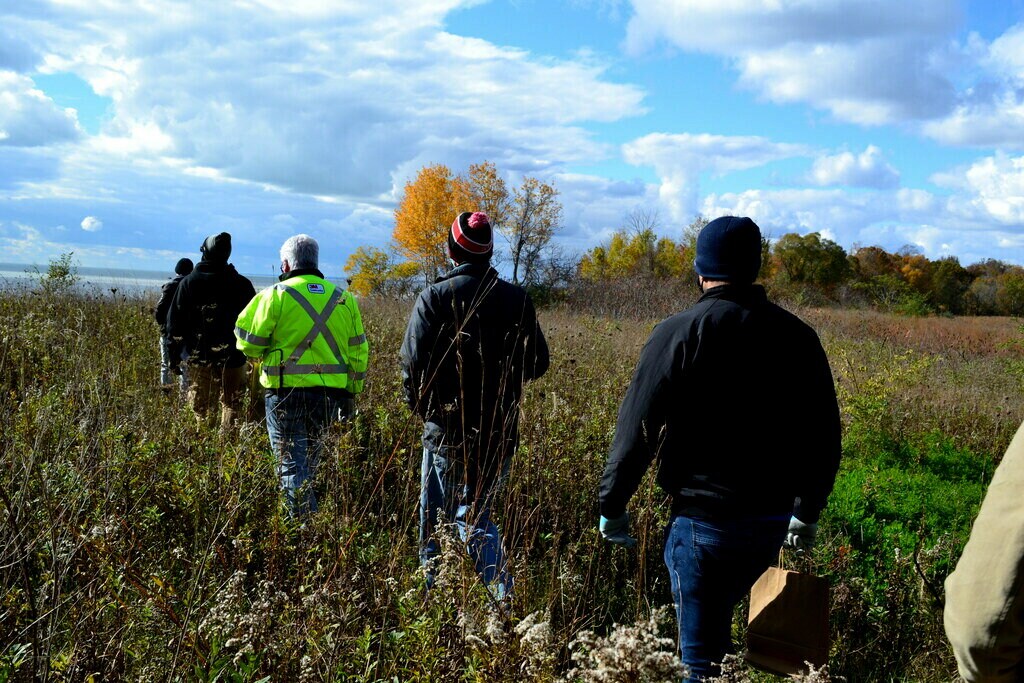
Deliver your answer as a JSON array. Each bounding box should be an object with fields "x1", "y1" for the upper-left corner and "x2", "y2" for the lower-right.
[
  {"x1": 809, "y1": 145, "x2": 899, "y2": 188},
  {"x1": 623, "y1": 0, "x2": 959, "y2": 126},
  {"x1": 0, "y1": 72, "x2": 81, "y2": 147},
  {"x1": 4, "y1": 2, "x2": 644, "y2": 201},
  {"x1": 623, "y1": 132, "x2": 809, "y2": 221},
  {"x1": 934, "y1": 153, "x2": 1024, "y2": 225},
  {"x1": 80, "y1": 215, "x2": 102, "y2": 232}
]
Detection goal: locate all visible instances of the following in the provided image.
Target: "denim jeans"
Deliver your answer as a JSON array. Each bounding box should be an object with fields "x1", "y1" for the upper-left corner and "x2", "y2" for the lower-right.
[
  {"x1": 419, "y1": 429, "x2": 512, "y2": 599},
  {"x1": 663, "y1": 515, "x2": 789, "y2": 681},
  {"x1": 265, "y1": 387, "x2": 354, "y2": 518}
]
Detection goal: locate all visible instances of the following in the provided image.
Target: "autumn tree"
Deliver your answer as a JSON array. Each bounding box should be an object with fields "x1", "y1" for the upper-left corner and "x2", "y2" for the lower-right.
[
  {"x1": 996, "y1": 269, "x2": 1024, "y2": 315},
  {"x1": 468, "y1": 161, "x2": 510, "y2": 236},
  {"x1": 578, "y1": 245, "x2": 610, "y2": 280},
  {"x1": 772, "y1": 232, "x2": 850, "y2": 290},
  {"x1": 850, "y1": 245, "x2": 900, "y2": 281},
  {"x1": 578, "y1": 222, "x2": 686, "y2": 281},
  {"x1": 393, "y1": 164, "x2": 471, "y2": 282},
  {"x1": 502, "y1": 177, "x2": 561, "y2": 286},
  {"x1": 928, "y1": 256, "x2": 971, "y2": 314},
  {"x1": 344, "y1": 246, "x2": 421, "y2": 298},
  {"x1": 680, "y1": 214, "x2": 708, "y2": 280},
  {"x1": 898, "y1": 246, "x2": 933, "y2": 294},
  {"x1": 394, "y1": 161, "x2": 563, "y2": 286}
]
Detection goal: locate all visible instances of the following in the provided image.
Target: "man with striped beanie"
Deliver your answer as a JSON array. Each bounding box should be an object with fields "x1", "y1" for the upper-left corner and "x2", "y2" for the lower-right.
[{"x1": 401, "y1": 211, "x2": 550, "y2": 601}]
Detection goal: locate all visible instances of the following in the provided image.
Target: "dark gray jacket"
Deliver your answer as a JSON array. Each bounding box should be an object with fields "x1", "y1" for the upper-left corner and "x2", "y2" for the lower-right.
[
  {"x1": 400, "y1": 262, "x2": 549, "y2": 461},
  {"x1": 155, "y1": 275, "x2": 186, "y2": 334},
  {"x1": 600, "y1": 284, "x2": 841, "y2": 523}
]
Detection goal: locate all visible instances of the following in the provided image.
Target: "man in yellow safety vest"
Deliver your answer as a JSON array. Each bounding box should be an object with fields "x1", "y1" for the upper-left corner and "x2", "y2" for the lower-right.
[{"x1": 235, "y1": 234, "x2": 369, "y2": 518}]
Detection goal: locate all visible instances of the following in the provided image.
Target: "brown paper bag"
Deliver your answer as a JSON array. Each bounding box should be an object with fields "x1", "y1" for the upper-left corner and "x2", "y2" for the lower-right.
[{"x1": 745, "y1": 566, "x2": 830, "y2": 675}]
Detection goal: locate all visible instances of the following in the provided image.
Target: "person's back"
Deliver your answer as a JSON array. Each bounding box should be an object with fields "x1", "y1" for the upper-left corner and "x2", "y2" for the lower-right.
[
  {"x1": 624, "y1": 283, "x2": 839, "y2": 522},
  {"x1": 401, "y1": 211, "x2": 548, "y2": 598},
  {"x1": 155, "y1": 258, "x2": 192, "y2": 333},
  {"x1": 402, "y1": 262, "x2": 547, "y2": 443},
  {"x1": 170, "y1": 245, "x2": 255, "y2": 368},
  {"x1": 155, "y1": 257, "x2": 193, "y2": 388},
  {"x1": 598, "y1": 216, "x2": 841, "y2": 681},
  {"x1": 167, "y1": 232, "x2": 256, "y2": 431},
  {"x1": 235, "y1": 234, "x2": 369, "y2": 518}
]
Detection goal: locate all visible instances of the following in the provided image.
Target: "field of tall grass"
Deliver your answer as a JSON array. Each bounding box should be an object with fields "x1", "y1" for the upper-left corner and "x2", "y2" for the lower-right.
[{"x1": 2, "y1": 264, "x2": 1022, "y2": 681}]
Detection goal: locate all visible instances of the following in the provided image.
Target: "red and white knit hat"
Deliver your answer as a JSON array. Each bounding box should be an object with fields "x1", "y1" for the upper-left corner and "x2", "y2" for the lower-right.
[{"x1": 448, "y1": 211, "x2": 493, "y2": 262}]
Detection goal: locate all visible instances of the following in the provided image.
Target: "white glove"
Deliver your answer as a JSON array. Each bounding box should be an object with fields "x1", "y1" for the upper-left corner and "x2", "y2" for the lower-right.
[
  {"x1": 600, "y1": 513, "x2": 637, "y2": 548},
  {"x1": 783, "y1": 516, "x2": 818, "y2": 553}
]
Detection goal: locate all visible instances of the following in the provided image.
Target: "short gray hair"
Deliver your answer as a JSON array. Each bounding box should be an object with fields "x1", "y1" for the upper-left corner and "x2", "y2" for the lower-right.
[{"x1": 280, "y1": 234, "x2": 319, "y2": 269}]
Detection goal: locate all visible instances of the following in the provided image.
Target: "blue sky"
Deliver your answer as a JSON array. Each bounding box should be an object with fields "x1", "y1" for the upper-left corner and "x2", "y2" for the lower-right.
[{"x1": 2, "y1": 0, "x2": 1024, "y2": 277}]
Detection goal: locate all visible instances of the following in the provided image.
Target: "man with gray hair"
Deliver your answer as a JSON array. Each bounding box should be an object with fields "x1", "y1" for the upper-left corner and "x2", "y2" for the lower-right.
[{"x1": 235, "y1": 234, "x2": 369, "y2": 517}]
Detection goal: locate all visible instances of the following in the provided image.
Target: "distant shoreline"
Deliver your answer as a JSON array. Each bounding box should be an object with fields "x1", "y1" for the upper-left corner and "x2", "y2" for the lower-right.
[{"x1": 0, "y1": 263, "x2": 330, "y2": 293}]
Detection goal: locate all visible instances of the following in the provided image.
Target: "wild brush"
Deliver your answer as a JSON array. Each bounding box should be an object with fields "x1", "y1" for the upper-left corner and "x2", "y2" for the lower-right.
[
  {"x1": 563, "y1": 606, "x2": 686, "y2": 682},
  {"x1": 2, "y1": 267, "x2": 1014, "y2": 681}
]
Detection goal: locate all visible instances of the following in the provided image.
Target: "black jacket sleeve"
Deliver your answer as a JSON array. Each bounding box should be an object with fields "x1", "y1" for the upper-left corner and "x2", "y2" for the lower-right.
[
  {"x1": 155, "y1": 281, "x2": 175, "y2": 329},
  {"x1": 400, "y1": 289, "x2": 440, "y2": 417},
  {"x1": 792, "y1": 337, "x2": 842, "y2": 524},
  {"x1": 599, "y1": 323, "x2": 678, "y2": 519},
  {"x1": 166, "y1": 277, "x2": 190, "y2": 345}
]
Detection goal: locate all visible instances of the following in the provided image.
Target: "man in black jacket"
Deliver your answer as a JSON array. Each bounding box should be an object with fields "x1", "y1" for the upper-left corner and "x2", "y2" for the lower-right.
[
  {"x1": 401, "y1": 211, "x2": 549, "y2": 599},
  {"x1": 598, "y1": 216, "x2": 841, "y2": 680},
  {"x1": 167, "y1": 233, "x2": 256, "y2": 433},
  {"x1": 155, "y1": 257, "x2": 193, "y2": 390}
]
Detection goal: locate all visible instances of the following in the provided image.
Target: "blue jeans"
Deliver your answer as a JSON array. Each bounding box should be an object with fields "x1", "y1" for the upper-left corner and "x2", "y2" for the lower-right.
[
  {"x1": 419, "y1": 431, "x2": 512, "y2": 599},
  {"x1": 663, "y1": 515, "x2": 789, "y2": 681},
  {"x1": 265, "y1": 388, "x2": 353, "y2": 518}
]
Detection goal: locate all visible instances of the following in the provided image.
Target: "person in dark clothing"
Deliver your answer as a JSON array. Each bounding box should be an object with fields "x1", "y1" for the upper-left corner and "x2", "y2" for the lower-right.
[
  {"x1": 167, "y1": 233, "x2": 256, "y2": 433},
  {"x1": 155, "y1": 257, "x2": 193, "y2": 390},
  {"x1": 400, "y1": 211, "x2": 549, "y2": 599},
  {"x1": 598, "y1": 216, "x2": 841, "y2": 681}
]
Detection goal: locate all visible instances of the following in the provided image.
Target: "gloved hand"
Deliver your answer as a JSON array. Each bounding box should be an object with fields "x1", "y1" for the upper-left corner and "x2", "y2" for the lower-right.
[
  {"x1": 783, "y1": 516, "x2": 818, "y2": 553},
  {"x1": 600, "y1": 513, "x2": 637, "y2": 548}
]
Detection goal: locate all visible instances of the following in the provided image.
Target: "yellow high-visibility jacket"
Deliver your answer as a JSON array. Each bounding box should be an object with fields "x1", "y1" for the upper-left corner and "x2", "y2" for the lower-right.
[{"x1": 234, "y1": 272, "x2": 368, "y2": 393}]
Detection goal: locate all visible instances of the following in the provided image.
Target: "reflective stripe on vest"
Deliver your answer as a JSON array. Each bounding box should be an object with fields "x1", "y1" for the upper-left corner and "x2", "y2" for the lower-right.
[
  {"x1": 265, "y1": 363, "x2": 349, "y2": 377},
  {"x1": 235, "y1": 325, "x2": 270, "y2": 346},
  {"x1": 270, "y1": 284, "x2": 348, "y2": 377}
]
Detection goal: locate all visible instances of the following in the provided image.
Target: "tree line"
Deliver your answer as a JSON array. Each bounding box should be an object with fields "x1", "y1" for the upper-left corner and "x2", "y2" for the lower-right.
[{"x1": 345, "y1": 162, "x2": 1024, "y2": 317}]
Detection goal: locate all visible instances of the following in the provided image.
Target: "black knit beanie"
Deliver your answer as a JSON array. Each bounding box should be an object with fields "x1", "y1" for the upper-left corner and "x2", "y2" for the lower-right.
[
  {"x1": 694, "y1": 216, "x2": 762, "y2": 283},
  {"x1": 200, "y1": 232, "x2": 232, "y2": 263},
  {"x1": 174, "y1": 257, "x2": 194, "y2": 276}
]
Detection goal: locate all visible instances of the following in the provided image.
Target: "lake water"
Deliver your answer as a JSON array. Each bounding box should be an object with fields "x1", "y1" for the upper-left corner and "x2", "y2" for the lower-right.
[{"x1": 0, "y1": 263, "x2": 288, "y2": 295}]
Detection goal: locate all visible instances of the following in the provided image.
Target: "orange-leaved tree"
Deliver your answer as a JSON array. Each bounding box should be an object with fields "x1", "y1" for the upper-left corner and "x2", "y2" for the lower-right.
[
  {"x1": 468, "y1": 161, "x2": 510, "y2": 233},
  {"x1": 393, "y1": 164, "x2": 471, "y2": 283}
]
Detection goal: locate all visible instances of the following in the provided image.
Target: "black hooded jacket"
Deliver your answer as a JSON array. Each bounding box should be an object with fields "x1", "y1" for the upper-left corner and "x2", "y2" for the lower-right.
[
  {"x1": 599, "y1": 284, "x2": 841, "y2": 524},
  {"x1": 155, "y1": 275, "x2": 186, "y2": 334},
  {"x1": 400, "y1": 262, "x2": 549, "y2": 458},
  {"x1": 167, "y1": 260, "x2": 256, "y2": 367}
]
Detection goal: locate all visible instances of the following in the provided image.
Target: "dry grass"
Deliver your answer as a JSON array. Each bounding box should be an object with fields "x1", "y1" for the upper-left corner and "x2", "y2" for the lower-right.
[{"x1": 2, "y1": 279, "x2": 1021, "y2": 681}]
